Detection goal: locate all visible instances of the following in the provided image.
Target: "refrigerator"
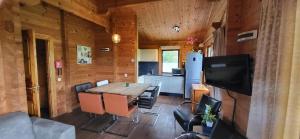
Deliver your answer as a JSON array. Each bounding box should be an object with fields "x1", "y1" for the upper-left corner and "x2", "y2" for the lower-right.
[{"x1": 184, "y1": 52, "x2": 203, "y2": 99}]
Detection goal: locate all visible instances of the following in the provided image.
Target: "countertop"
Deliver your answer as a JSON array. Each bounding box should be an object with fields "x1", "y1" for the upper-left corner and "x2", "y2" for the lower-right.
[{"x1": 140, "y1": 74, "x2": 184, "y2": 77}]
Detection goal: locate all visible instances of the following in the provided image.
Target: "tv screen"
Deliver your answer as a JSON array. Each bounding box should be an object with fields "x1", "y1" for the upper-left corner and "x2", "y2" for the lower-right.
[{"x1": 203, "y1": 54, "x2": 252, "y2": 96}]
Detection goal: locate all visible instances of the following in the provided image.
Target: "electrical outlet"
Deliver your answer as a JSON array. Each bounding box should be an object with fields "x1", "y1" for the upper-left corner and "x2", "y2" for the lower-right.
[{"x1": 124, "y1": 73, "x2": 128, "y2": 78}]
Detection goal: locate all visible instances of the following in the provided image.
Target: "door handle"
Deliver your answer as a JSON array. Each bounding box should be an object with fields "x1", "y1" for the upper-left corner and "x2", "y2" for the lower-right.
[{"x1": 26, "y1": 86, "x2": 40, "y2": 90}]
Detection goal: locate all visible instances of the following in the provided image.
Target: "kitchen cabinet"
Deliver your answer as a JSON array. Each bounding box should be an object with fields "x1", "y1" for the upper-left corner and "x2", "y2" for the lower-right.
[{"x1": 138, "y1": 75, "x2": 184, "y2": 94}]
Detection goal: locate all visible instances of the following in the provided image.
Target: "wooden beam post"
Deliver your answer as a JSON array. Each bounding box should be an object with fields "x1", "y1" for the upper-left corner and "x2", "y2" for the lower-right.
[{"x1": 42, "y1": 0, "x2": 110, "y2": 30}]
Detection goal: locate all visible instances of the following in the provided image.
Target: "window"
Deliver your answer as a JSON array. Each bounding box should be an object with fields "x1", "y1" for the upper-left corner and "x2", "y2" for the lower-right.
[{"x1": 162, "y1": 50, "x2": 179, "y2": 73}]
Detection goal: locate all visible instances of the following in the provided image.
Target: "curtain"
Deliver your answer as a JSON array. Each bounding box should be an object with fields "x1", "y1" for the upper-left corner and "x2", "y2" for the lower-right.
[
  {"x1": 247, "y1": 0, "x2": 300, "y2": 139},
  {"x1": 213, "y1": 27, "x2": 226, "y2": 56},
  {"x1": 211, "y1": 27, "x2": 226, "y2": 113}
]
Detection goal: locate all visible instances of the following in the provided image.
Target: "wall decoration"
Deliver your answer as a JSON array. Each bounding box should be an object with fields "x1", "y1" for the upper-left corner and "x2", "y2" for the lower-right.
[{"x1": 77, "y1": 45, "x2": 92, "y2": 64}]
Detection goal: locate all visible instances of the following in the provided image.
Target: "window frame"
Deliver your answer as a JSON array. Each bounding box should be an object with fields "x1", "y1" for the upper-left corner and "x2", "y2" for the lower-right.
[{"x1": 161, "y1": 49, "x2": 180, "y2": 73}]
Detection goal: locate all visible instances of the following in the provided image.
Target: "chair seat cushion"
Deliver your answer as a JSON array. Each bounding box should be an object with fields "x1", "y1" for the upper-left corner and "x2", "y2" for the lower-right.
[
  {"x1": 140, "y1": 92, "x2": 152, "y2": 98},
  {"x1": 173, "y1": 108, "x2": 203, "y2": 131}
]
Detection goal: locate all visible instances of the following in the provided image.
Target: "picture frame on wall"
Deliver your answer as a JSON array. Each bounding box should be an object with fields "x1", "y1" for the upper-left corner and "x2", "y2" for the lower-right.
[{"x1": 77, "y1": 44, "x2": 92, "y2": 64}]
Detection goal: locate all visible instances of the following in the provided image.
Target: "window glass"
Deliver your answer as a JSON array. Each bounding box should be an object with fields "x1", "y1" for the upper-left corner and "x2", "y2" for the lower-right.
[{"x1": 162, "y1": 50, "x2": 179, "y2": 73}]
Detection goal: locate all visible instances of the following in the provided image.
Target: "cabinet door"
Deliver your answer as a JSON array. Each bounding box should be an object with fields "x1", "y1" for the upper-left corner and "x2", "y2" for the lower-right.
[
  {"x1": 138, "y1": 76, "x2": 145, "y2": 83},
  {"x1": 144, "y1": 76, "x2": 161, "y2": 86},
  {"x1": 160, "y1": 77, "x2": 184, "y2": 94}
]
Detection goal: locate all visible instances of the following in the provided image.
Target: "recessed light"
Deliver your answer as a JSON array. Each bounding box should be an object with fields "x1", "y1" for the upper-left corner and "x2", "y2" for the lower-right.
[{"x1": 173, "y1": 25, "x2": 180, "y2": 32}]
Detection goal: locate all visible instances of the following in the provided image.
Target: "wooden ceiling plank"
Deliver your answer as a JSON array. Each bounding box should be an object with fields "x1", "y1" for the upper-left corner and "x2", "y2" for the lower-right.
[
  {"x1": 104, "y1": 0, "x2": 162, "y2": 8},
  {"x1": 42, "y1": 0, "x2": 109, "y2": 30},
  {"x1": 20, "y1": 0, "x2": 41, "y2": 6}
]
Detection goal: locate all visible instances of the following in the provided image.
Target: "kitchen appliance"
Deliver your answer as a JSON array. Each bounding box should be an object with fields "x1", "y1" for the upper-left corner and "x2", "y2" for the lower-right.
[
  {"x1": 184, "y1": 52, "x2": 203, "y2": 99},
  {"x1": 172, "y1": 68, "x2": 183, "y2": 76}
]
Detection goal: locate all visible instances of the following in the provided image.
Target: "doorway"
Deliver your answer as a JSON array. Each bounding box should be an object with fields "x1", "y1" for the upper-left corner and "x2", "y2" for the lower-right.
[
  {"x1": 22, "y1": 30, "x2": 56, "y2": 118},
  {"x1": 36, "y1": 39, "x2": 50, "y2": 118}
]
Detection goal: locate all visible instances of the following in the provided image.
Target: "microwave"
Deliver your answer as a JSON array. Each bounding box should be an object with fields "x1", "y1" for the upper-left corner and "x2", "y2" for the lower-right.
[{"x1": 172, "y1": 68, "x2": 183, "y2": 76}]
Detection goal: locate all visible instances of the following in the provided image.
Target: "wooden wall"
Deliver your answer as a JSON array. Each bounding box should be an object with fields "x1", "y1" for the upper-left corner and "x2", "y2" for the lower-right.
[
  {"x1": 20, "y1": 3, "x2": 115, "y2": 115},
  {"x1": 0, "y1": 0, "x2": 28, "y2": 115},
  {"x1": 20, "y1": 4, "x2": 67, "y2": 115},
  {"x1": 20, "y1": 4, "x2": 66, "y2": 115},
  {"x1": 63, "y1": 12, "x2": 114, "y2": 110},
  {"x1": 0, "y1": 0, "x2": 139, "y2": 116},
  {"x1": 112, "y1": 8, "x2": 138, "y2": 82},
  {"x1": 203, "y1": 0, "x2": 261, "y2": 135}
]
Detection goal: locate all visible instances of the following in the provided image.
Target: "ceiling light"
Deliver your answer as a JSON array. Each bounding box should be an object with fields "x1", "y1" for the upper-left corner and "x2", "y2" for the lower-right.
[
  {"x1": 112, "y1": 33, "x2": 121, "y2": 44},
  {"x1": 173, "y1": 25, "x2": 180, "y2": 32}
]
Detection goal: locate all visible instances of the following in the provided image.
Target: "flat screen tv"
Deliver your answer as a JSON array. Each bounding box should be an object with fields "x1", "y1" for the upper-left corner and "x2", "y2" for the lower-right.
[{"x1": 203, "y1": 54, "x2": 252, "y2": 96}]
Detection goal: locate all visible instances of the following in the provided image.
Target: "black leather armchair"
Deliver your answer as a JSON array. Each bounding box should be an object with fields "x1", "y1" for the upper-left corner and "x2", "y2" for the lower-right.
[
  {"x1": 138, "y1": 86, "x2": 160, "y2": 109},
  {"x1": 173, "y1": 95, "x2": 222, "y2": 132}
]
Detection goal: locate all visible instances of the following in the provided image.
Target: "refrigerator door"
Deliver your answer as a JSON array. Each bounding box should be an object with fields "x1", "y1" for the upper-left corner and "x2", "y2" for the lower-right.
[
  {"x1": 185, "y1": 52, "x2": 203, "y2": 99},
  {"x1": 185, "y1": 52, "x2": 202, "y2": 80}
]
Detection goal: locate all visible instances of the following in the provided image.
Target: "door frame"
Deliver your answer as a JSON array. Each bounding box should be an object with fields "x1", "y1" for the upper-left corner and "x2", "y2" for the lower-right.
[{"x1": 35, "y1": 33, "x2": 57, "y2": 118}]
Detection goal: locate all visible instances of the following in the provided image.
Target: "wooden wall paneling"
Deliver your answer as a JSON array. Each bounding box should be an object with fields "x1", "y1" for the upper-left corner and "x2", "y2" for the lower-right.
[
  {"x1": 0, "y1": 40, "x2": 6, "y2": 113},
  {"x1": 179, "y1": 44, "x2": 193, "y2": 68},
  {"x1": 59, "y1": 10, "x2": 70, "y2": 113},
  {"x1": 20, "y1": 4, "x2": 66, "y2": 115},
  {"x1": 64, "y1": 12, "x2": 114, "y2": 110},
  {"x1": 226, "y1": 0, "x2": 242, "y2": 55},
  {"x1": 0, "y1": 0, "x2": 28, "y2": 115},
  {"x1": 112, "y1": 8, "x2": 138, "y2": 83},
  {"x1": 158, "y1": 47, "x2": 162, "y2": 74},
  {"x1": 65, "y1": 14, "x2": 94, "y2": 109},
  {"x1": 42, "y1": 0, "x2": 109, "y2": 29},
  {"x1": 95, "y1": 28, "x2": 114, "y2": 82},
  {"x1": 1, "y1": 1, "x2": 114, "y2": 116}
]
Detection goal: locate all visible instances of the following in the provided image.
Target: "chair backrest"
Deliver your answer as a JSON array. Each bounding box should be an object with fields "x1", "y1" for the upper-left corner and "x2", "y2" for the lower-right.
[
  {"x1": 96, "y1": 80, "x2": 109, "y2": 87},
  {"x1": 74, "y1": 82, "x2": 93, "y2": 93},
  {"x1": 78, "y1": 93, "x2": 105, "y2": 114},
  {"x1": 195, "y1": 95, "x2": 222, "y2": 116},
  {"x1": 102, "y1": 93, "x2": 137, "y2": 118}
]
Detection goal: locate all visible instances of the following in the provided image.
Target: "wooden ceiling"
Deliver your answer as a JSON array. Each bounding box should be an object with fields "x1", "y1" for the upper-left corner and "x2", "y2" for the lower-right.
[{"x1": 111, "y1": 0, "x2": 227, "y2": 43}]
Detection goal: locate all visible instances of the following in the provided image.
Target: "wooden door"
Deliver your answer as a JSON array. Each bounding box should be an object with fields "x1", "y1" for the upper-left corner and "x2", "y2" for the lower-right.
[{"x1": 22, "y1": 30, "x2": 41, "y2": 117}]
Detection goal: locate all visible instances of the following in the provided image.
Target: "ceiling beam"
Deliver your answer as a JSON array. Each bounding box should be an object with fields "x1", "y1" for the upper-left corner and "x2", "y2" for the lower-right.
[
  {"x1": 42, "y1": 0, "x2": 110, "y2": 30},
  {"x1": 103, "y1": 0, "x2": 162, "y2": 8},
  {"x1": 20, "y1": 0, "x2": 41, "y2": 6}
]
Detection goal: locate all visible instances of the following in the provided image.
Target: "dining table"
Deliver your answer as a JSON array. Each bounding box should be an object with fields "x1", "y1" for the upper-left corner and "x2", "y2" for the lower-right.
[
  {"x1": 86, "y1": 82, "x2": 151, "y2": 102},
  {"x1": 85, "y1": 82, "x2": 151, "y2": 137}
]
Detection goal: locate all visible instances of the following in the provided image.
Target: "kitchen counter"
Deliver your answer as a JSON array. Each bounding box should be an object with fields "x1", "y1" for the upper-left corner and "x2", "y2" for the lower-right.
[{"x1": 138, "y1": 75, "x2": 184, "y2": 94}]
